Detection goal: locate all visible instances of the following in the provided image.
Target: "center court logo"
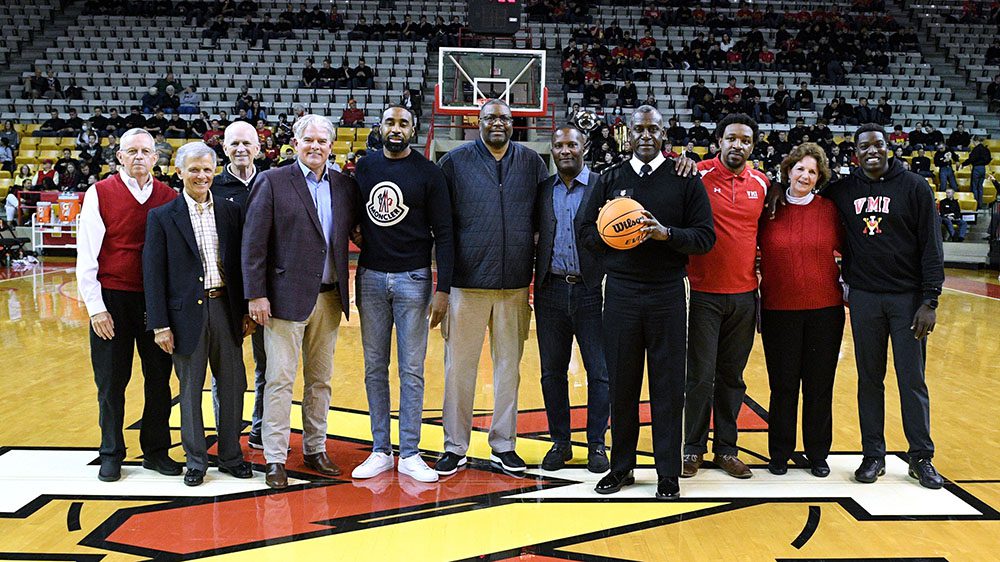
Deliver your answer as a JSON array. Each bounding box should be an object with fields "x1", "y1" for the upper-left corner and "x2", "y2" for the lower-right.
[{"x1": 366, "y1": 181, "x2": 410, "y2": 226}]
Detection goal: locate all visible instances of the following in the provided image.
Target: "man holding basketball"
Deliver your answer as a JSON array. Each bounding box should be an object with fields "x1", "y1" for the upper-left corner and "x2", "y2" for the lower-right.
[
  {"x1": 578, "y1": 105, "x2": 715, "y2": 499},
  {"x1": 683, "y1": 113, "x2": 769, "y2": 480}
]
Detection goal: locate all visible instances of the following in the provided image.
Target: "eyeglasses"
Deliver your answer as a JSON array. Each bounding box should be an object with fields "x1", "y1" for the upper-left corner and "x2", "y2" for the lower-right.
[{"x1": 481, "y1": 115, "x2": 513, "y2": 124}]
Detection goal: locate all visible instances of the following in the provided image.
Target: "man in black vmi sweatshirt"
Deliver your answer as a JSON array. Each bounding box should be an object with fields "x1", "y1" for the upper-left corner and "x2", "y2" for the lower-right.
[{"x1": 822, "y1": 123, "x2": 945, "y2": 490}]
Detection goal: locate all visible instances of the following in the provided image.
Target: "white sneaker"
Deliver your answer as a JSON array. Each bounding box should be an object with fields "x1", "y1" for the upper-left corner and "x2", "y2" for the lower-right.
[
  {"x1": 351, "y1": 452, "x2": 395, "y2": 479},
  {"x1": 398, "y1": 454, "x2": 440, "y2": 483}
]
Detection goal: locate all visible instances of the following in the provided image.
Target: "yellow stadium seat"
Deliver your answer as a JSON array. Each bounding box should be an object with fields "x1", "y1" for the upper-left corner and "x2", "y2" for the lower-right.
[
  {"x1": 336, "y1": 128, "x2": 357, "y2": 142},
  {"x1": 37, "y1": 137, "x2": 62, "y2": 149},
  {"x1": 954, "y1": 192, "x2": 978, "y2": 212},
  {"x1": 19, "y1": 137, "x2": 41, "y2": 149},
  {"x1": 0, "y1": 171, "x2": 11, "y2": 180},
  {"x1": 0, "y1": 185, "x2": 8, "y2": 199},
  {"x1": 333, "y1": 141, "x2": 353, "y2": 153},
  {"x1": 167, "y1": 139, "x2": 186, "y2": 149}
]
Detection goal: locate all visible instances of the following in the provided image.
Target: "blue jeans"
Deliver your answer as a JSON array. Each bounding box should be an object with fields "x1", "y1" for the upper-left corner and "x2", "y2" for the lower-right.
[
  {"x1": 938, "y1": 166, "x2": 957, "y2": 191},
  {"x1": 534, "y1": 277, "x2": 609, "y2": 446},
  {"x1": 356, "y1": 266, "x2": 433, "y2": 458},
  {"x1": 942, "y1": 216, "x2": 968, "y2": 239},
  {"x1": 971, "y1": 165, "x2": 986, "y2": 209}
]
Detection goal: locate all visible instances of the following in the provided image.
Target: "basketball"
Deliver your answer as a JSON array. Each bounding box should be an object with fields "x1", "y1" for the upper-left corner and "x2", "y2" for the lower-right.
[{"x1": 597, "y1": 197, "x2": 647, "y2": 250}]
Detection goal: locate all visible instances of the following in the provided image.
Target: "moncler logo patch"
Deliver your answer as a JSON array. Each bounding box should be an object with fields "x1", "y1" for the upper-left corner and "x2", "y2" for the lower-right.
[{"x1": 366, "y1": 181, "x2": 410, "y2": 226}]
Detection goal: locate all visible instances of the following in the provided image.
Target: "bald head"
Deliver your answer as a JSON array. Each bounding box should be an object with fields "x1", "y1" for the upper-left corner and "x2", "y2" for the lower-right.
[{"x1": 223, "y1": 121, "x2": 260, "y2": 171}]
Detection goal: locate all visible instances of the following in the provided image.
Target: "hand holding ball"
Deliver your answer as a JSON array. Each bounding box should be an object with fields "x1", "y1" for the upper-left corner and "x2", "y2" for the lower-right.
[{"x1": 597, "y1": 197, "x2": 647, "y2": 250}]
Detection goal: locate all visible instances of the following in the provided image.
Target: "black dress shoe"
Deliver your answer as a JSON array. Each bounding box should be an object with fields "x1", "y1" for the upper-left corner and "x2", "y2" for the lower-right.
[
  {"x1": 142, "y1": 455, "x2": 182, "y2": 476},
  {"x1": 854, "y1": 456, "x2": 885, "y2": 483},
  {"x1": 219, "y1": 462, "x2": 254, "y2": 479},
  {"x1": 595, "y1": 470, "x2": 634, "y2": 495},
  {"x1": 184, "y1": 468, "x2": 205, "y2": 487},
  {"x1": 656, "y1": 476, "x2": 680, "y2": 500},
  {"x1": 810, "y1": 459, "x2": 831, "y2": 478},
  {"x1": 541, "y1": 443, "x2": 573, "y2": 471},
  {"x1": 768, "y1": 460, "x2": 788, "y2": 475},
  {"x1": 587, "y1": 445, "x2": 610, "y2": 474},
  {"x1": 98, "y1": 457, "x2": 121, "y2": 482},
  {"x1": 265, "y1": 463, "x2": 288, "y2": 489},
  {"x1": 908, "y1": 458, "x2": 944, "y2": 489}
]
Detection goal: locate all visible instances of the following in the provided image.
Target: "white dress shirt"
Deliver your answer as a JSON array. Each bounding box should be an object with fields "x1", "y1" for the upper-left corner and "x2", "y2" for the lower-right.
[
  {"x1": 76, "y1": 171, "x2": 155, "y2": 317},
  {"x1": 629, "y1": 152, "x2": 667, "y2": 176}
]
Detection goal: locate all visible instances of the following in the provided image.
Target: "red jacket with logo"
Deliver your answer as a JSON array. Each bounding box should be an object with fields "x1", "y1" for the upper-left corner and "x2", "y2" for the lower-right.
[{"x1": 688, "y1": 157, "x2": 769, "y2": 293}]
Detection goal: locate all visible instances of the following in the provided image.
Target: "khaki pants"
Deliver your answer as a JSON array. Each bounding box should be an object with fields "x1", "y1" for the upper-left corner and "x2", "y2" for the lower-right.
[
  {"x1": 262, "y1": 291, "x2": 342, "y2": 464},
  {"x1": 442, "y1": 287, "x2": 531, "y2": 455}
]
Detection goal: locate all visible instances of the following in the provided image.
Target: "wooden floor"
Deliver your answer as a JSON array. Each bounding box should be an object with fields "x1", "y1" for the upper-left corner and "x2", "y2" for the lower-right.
[{"x1": 1, "y1": 258, "x2": 998, "y2": 561}]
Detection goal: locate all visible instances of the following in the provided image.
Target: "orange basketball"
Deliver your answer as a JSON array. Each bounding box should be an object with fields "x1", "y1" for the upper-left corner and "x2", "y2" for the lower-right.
[{"x1": 597, "y1": 197, "x2": 647, "y2": 250}]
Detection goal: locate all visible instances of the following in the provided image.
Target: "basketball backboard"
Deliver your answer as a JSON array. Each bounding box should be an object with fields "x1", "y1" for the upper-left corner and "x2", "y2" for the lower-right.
[{"x1": 435, "y1": 47, "x2": 547, "y2": 117}]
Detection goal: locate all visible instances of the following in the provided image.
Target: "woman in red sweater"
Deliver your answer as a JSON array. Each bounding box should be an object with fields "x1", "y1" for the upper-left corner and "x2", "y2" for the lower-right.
[{"x1": 759, "y1": 142, "x2": 845, "y2": 478}]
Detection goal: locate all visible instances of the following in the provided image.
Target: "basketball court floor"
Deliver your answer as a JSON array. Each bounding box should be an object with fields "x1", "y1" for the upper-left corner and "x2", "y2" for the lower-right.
[{"x1": 0, "y1": 258, "x2": 998, "y2": 561}]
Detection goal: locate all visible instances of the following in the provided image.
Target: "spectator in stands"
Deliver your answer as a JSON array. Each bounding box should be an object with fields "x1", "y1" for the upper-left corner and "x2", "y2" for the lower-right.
[
  {"x1": 141, "y1": 88, "x2": 162, "y2": 114},
  {"x1": 190, "y1": 112, "x2": 211, "y2": 138},
  {"x1": 59, "y1": 163, "x2": 81, "y2": 191},
  {"x1": 154, "y1": 134, "x2": 173, "y2": 167},
  {"x1": 301, "y1": 58, "x2": 319, "y2": 88},
  {"x1": 218, "y1": 111, "x2": 232, "y2": 128},
  {"x1": 44, "y1": 68, "x2": 63, "y2": 100},
  {"x1": 794, "y1": 82, "x2": 814, "y2": 110},
  {"x1": 889, "y1": 124, "x2": 908, "y2": 145},
  {"x1": 947, "y1": 124, "x2": 971, "y2": 151},
  {"x1": 988, "y1": 75, "x2": 1000, "y2": 113},
  {"x1": 203, "y1": 15, "x2": 229, "y2": 48},
  {"x1": 939, "y1": 188, "x2": 968, "y2": 242},
  {"x1": 28, "y1": 68, "x2": 48, "y2": 100},
  {"x1": 856, "y1": 98, "x2": 877, "y2": 124},
  {"x1": 56, "y1": 149, "x2": 79, "y2": 176},
  {"x1": 666, "y1": 118, "x2": 687, "y2": 146},
  {"x1": 0, "y1": 139, "x2": 12, "y2": 173},
  {"x1": 34, "y1": 160, "x2": 59, "y2": 186},
  {"x1": 75, "y1": 124, "x2": 98, "y2": 150},
  {"x1": 328, "y1": 5, "x2": 344, "y2": 32},
  {"x1": 353, "y1": 60, "x2": 376, "y2": 89},
  {"x1": 235, "y1": 109, "x2": 252, "y2": 124},
  {"x1": 961, "y1": 137, "x2": 992, "y2": 209},
  {"x1": 161, "y1": 86, "x2": 180, "y2": 114},
  {"x1": 911, "y1": 149, "x2": 933, "y2": 179},
  {"x1": 924, "y1": 124, "x2": 945, "y2": 149},
  {"x1": 583, "y1": 79, "x2": 605, "y2": 107},
  {"x1": 772, "y1": 82, "x2": 791, "y2": 110},
  {"x1": 203, "y1": 120, "x2": 225, "y2": 144},
  {"x1": 108, "y1": 108, "x2": 127, "y2": 136},
  {"x1": 64, "y1": 80, "x2": 86, "y2": 101},
  {"x1": 4, "y1": 185, "x2": 18, "y2": 223},
  {"x1": 689, "y1": 119, "x2": 711, "y2": 147},
  {"x1": 89, "y1": 108, "x2": 109, "y2": 137},
  {"x1": 908, "y1": 125, "x2": 929, "y2": 150},
  {"x1": 0, "y1": 121, "x2": 19, "y2": 151},
  {"x1": 249, "y1": 101, "x2": 268, "y2": 122},
  {"x1": 14, "y1": 165, "x2": 33, "y2": 187},
  {"x1": 156, "y1": 72, "x2": 184, "y2": 95},
  {"x1": 82, "y1": 136, "x2": 105, "y2": 167},
  {"x1": 145, "y1": 110, "x2": 169, "y2": 137},
  {"x1": 875, "y1": 96, "x2": 893, "y2": 125},
  {"x1": 103, "y1": 135, "x2": 119, "y2": 165},
  {"x1": 276, "y1": 147, "x2": 295, "y2": 167},
  {"x1": 36, "y1": 110, "x2": 66, "y2": 138},
  {"x1": 722, "y1": 77, "x2": 741, "y2": 101},
  {"x1": 619, "y1": 79, "x2": 638, "y2": 107},
  {"x1": 687, "y1": 77, "x2": 709, "y2": 109},
  {"x1": 340, "y1": 99, "x2": 366, "y2": 128},
  {"x1": 349, "y1": 15, "x2": 372, "y2": 40},
  {"x1": 822, "y1": 99, "x2": 847, "y2": 126},
  {"x1": 165, "y1": 114, "x2": 190, "y2": 139},
  {"x1": 255, "y1": 120, "x2": 272, "y2": 143},
  {"x1": 934, "y1": 143, "x2": 959, "y2": 192},
  {"x1": 400, "y1": 90, "x2": 422, "y2": 130}
]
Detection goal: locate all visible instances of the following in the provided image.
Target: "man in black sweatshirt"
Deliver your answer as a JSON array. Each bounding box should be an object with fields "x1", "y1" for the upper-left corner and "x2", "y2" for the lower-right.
[
  {"x1": 578, "y1": 105, "x2": 715, "y2": 500},
  {"x1": 938, "y1": 188, "x2": 967, "y2": 242},
  {"x1": 960, "y1": 136, "x2": 992, "y2": 210},
  {"x1": 822, "y1": 123, "x2": 945, "y2": 490},
  {"x1": 352, "y1": 105, "x2": 454, "y2": 483}
]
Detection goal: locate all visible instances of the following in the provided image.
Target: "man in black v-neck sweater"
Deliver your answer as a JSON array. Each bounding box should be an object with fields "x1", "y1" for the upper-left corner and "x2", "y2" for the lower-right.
[{"x1": 578, "y1": 105, "x2": 715, "y2": 500}]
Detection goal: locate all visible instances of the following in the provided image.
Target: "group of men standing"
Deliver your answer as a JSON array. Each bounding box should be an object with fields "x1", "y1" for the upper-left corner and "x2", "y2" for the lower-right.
[{"x1": 78, "y1": 99, "x2": 944, "y2": 497}]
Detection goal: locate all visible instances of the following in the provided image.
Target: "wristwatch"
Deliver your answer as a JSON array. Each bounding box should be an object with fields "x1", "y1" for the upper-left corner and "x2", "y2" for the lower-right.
[
  {"x1": 664, "y1": 226, "x2": 672, "y2": 240},
  {"x1": 922, "y1": 298, "x2": 939, "y2": 309}
]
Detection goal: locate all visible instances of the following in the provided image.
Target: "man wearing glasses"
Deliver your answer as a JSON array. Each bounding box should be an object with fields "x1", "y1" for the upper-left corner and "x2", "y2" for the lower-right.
[{"x1": 434, "y1": 99, "x2": 550, "y2": 476}]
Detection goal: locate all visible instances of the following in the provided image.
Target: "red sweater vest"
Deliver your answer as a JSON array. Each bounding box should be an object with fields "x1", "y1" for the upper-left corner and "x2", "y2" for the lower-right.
[
  {"x1": 758, "y1": 195, "x2": 844, "y2": 311},
  {"x1": 95, "y1": 174, "x2": 176, "y2": 292},
  {"x1": 688, "y1": 157, "x2": 769, "y2": 294}
]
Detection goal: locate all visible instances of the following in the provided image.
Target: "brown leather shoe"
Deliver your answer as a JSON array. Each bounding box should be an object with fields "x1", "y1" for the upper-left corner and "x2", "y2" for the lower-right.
[
  {"x1": 714, "y1": 454, "x2": 752, "y2": 479},
  {"x1": 681, "y1": 453, "x2": 703, "y2": 478},
  {"x1": 303, "y1": 452, "x2": 342, "y2": 476},
  {"x1": 265, "y1": 463, "x2": 288, "y2": 489}
]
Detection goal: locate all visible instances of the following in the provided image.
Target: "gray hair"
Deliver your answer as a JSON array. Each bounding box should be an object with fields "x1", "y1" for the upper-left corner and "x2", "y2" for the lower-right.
[
  {"x1": 174, "y1": 141, "x2": 218, "y2": 169},
  {"x1": 629, "y1": 105, "x2": 662, "y2": 127},
  {"x1": 292, "y1": 114, "x2": 335, "y2": 142},
  {"x1": 119, "y1": 128, "x2": 154, "y2": 147}
]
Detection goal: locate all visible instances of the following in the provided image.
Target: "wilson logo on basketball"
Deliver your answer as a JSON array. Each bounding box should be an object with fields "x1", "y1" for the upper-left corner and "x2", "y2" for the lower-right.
[
  {"x1": 366, "y1": 181, "x2": 410, "y2": 227},
  {"x1": 612, "y1": 218, "x2": 640, "y2": 233},
  {"x1": 597, "y1": 197, "x2": 647, "y2": 250}
]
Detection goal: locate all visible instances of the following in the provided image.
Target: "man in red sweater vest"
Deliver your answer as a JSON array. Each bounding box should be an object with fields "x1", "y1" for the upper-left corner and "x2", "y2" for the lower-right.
[
  {"x1": 76, "y1": 128, "x2": 180, "y2": 482},
  {"x1": 683, "y1": 113, "x2": 770, "y2": 480}
]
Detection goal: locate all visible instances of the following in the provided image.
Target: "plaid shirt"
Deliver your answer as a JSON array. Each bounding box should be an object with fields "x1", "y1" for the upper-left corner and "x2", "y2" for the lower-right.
[{"x1": 183, "y1": 190, "x2": 224, "y2": 289}]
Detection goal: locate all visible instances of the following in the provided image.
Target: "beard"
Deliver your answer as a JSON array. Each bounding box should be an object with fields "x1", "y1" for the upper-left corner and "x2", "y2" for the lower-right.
[{"x1": 384, "y1": 137, "x2": 408, "y2": 153}]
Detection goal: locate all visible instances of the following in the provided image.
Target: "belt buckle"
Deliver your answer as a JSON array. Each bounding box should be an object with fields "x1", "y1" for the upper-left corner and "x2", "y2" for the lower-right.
[{"x1": 564, "y1": 274, "x2": 580, "y2": 284}]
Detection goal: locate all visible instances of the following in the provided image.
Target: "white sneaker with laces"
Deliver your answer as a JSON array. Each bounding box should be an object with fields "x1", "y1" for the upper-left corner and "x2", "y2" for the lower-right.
[
  {"x1": 398, "y1": 454, "x2": 440, "y2": 483},
  {"x1": 351, "y1": 452, "x2": 395, "y2": 479}
]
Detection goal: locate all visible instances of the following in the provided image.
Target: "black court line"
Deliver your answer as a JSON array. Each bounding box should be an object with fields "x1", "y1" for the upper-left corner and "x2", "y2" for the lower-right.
[
  {"x1": 953, "y1": 479, "x2": 1000, "y2": 483},
  {"x1": 777, "y1": 558, "x2": 948, "y2": 561},
  {"x1": 790, "y1": 505, "x2": 821, "y2": 549},
  {"x1": 66, "y1": 502, "x2": 83, "y2": 532},
  {"x1": 0, "y1": 555, "x2": 105, "y2": 561}
]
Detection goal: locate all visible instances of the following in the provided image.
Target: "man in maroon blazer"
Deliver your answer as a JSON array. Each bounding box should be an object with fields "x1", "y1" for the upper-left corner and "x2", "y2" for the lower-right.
[{"x1": 242, "y1": 114, "x2": 358, "y2": 488}]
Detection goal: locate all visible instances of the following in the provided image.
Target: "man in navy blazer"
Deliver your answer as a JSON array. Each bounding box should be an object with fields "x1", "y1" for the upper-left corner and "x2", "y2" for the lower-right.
[
  {"x1": 533, "y1": 125, "x2": 609, "y2": 474},
  {"x1": 241, "y1": 114, "x2": 358, "y2": 489},
  {"x1": 144, "y1": 141, "x2": 254, "y2": 486}
]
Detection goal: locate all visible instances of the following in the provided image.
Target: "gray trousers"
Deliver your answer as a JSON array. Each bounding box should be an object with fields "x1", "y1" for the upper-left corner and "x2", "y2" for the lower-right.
[
  {"x1": 263, "y1": 291, "x2": 342, "y2": 464},
  {"x1": 442, "y1": 287, "x2": 531, "y2": 455},
  {"x1": 173, "y1": 297, "x2": 247, "y2": 472}
]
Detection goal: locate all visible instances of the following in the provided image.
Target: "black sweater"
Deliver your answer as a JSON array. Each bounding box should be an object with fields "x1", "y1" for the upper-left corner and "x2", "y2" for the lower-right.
[
  {"x1": 577, "y1": 158, "x2": 715, "y2": 283},
  {"x1": 822, "y1": 159, "x2": 944, "y2": 301},
  {"x1": 354, "y1": 151, "x2": 455, "y2": 293},
  {"x1": 962, "y1": 144, "x2": 992, "y2": 168}
]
